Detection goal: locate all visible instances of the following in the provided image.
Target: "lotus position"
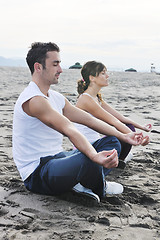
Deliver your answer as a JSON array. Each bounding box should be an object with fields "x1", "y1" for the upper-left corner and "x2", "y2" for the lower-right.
[
  {"x1": 12, "y1": 43, "x2": 145, "y2": 202},
  {"x1": 75, "y1": 61, "x2": 151, "y2": 164}
]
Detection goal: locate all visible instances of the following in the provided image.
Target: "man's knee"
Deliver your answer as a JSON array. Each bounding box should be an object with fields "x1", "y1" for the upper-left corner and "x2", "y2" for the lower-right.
[
  {"x1": 93, "y1": 136, "x2": 121, "y2": 156},
  {"x1": 105, "y1": 136, "x2": 121, "y2": 156}
]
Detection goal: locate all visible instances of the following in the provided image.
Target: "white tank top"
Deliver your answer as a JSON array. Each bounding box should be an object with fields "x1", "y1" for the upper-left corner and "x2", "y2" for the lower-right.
[
  {"x1": 12, "y1": 81, "x2": 65, "y2": 181},
  {"x1": 74, "y1": 93, "x2": 101, "y2": 143}
]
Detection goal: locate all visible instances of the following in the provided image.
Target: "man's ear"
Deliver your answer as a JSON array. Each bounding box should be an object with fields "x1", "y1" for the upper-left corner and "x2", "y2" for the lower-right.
[{"x1": 34, "y1": 62, "x2": 42, "y2": 72}]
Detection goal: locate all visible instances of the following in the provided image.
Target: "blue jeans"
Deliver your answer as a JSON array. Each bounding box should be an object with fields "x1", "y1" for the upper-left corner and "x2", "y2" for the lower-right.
[
  {"x1": 24, "y1": 136, "x2": 121, "y2": 198},
  {"x1": 119, "y1": 124, "x2": 135, "y2": 160}
]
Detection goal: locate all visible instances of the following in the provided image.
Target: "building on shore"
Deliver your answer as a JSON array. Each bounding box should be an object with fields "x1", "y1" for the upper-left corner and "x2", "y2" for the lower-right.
[
  {"x1": 69, "y1": 62, "x2": 82, "y2": 69},
  {"x1": 125, "y1": 68, "x2": 137, "y2": 72},
  {"x1": 150, "y1": 63, "x2": 156, "y2": 73}
]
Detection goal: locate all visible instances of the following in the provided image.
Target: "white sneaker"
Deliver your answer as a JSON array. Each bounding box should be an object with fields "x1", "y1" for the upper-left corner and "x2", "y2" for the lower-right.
[
  {"x1": 72, "y1": 183, "x2": 100, "y2": 202},
  {"x1": 105, "y1": 181, "x2": 124, "y2": 195},
  {"x1": 124, "y1": 152, "x2": 133, "y2": 163}
]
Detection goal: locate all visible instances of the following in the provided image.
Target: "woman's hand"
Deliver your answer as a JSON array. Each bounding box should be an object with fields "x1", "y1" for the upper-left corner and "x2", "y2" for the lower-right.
[{"x1": 143, "y1": 124, "x2": 152, "y2": 132}]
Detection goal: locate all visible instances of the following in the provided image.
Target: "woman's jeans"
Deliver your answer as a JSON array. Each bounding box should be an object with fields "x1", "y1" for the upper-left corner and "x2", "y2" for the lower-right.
[
  {"x1": 24, "y1": 136, "x2": 121, "y2": 198},
  {"x1": 119, "y1": 124, "x2": 135, "y2": 160}
]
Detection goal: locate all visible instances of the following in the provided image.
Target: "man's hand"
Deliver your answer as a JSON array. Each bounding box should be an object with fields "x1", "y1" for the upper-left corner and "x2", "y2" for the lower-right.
[
  {"x1": 141, "y1": 135, "x2": 150, "y2": 146},
  {"x1": 124, "y1": 132, "x2": 150, "y2": 146},
  {"x1": 124, "y1": 132, "x2": 144, "y2": 146},
  {"x1": 92, "y1": 149, "x2": 119, "y2": 169}
]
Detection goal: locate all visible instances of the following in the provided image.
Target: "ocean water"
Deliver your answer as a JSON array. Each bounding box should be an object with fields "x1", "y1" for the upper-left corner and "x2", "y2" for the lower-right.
[
  {"x1": 0, "y1": 66, "x2": 159, "y2": 116},
  {"x1": 0, "y1": 66, "x2": 160, "y2": 152}
]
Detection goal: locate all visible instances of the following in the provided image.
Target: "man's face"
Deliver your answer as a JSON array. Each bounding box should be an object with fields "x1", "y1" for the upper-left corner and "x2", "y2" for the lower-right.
[{"x1": 41, "y1": 51, "x2": 62, "y2": 85}]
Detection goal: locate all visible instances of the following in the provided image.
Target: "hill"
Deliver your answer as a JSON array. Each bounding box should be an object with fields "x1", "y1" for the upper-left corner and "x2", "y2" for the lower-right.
[{"x1": 0, "y1": 56, "x2": 26, "y2": 67}]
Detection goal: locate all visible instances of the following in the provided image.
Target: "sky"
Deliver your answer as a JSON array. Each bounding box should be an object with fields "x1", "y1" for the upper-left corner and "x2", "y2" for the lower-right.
[{"x1": 0, "y1": 0, "x2": 160, "y2": 71}]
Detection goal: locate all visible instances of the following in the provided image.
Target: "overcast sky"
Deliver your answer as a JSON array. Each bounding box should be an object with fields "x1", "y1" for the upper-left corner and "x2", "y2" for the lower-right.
[{"x1": 0, "y1": 0, "x2": 160, "y2": 71}]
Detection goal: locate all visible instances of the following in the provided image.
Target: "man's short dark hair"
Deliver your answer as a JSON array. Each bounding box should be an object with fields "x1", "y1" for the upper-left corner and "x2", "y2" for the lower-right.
[{"x1": 26, "y1": 42, "x2": 60, "y2": 74}]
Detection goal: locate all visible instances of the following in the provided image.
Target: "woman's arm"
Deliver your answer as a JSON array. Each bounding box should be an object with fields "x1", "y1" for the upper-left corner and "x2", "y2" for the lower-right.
[
  {"x1": 101, "y1": 101, "x2": 152, "y2": 132},
  {"x1": 75, "y1": 95, "x2": 132, "y2": 134}
]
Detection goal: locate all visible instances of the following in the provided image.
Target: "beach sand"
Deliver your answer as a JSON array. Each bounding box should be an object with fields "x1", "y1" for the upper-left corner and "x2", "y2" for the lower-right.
[{"x1": 0, "y1": 67, "x2": 160, "y2": 239}]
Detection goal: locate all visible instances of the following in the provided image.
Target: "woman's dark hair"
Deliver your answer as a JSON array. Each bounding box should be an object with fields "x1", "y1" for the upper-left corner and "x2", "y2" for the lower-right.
[
  {"x1": 77, "y1": 61, "x2": 106, "y2": 102},
  {"x1": 26, "y1": 42, "x2": 60, "y2": 75}
]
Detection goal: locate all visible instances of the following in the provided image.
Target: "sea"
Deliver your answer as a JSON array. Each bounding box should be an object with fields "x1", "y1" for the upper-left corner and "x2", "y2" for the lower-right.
[
  {"x1": 0, "y1": 66, "x2": 160, "y2": 136},
  {"x1": 0, "y1": 65, "x2": 160, "y2": 155}
]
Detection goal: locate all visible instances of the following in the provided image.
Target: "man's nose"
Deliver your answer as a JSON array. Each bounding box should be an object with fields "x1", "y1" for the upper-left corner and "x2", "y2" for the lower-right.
[{"x1": 59, "y1": 65, "x2": 63, "y2": 73}]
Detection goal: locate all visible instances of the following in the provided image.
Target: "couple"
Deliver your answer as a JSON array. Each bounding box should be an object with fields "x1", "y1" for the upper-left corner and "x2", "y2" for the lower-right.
[{"x1": 12, "y1": 42, "x2": 151, "y2": 202}]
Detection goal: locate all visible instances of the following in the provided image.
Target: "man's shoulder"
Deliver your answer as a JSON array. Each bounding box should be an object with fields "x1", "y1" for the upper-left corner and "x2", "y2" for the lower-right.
[
  {"x1": 16, "y1": 82, "x2": 45, "y2": 105},
  {"x1": 19, "y1": 81, "x2": 37, "y2": 95}
]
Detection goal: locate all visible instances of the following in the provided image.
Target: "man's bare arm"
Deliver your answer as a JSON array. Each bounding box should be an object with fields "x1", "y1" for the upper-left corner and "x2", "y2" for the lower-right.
[
  {"x1": 63, "y1": 98, "x2": 143, "y2": 146},
  {"x1": 22, "y1": 96, "x2": 118, "y2": 168}
]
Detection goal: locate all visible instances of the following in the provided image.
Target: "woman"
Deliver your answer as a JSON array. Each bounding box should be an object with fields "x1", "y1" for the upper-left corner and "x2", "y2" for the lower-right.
[{"x1": 75, "y1": 61, "x2": 151, "y2": 163}]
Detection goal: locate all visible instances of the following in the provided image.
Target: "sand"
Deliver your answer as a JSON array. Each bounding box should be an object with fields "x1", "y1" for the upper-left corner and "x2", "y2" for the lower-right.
[{"x1": 0, "y1": 67, "x2": 160, "y2": 240}]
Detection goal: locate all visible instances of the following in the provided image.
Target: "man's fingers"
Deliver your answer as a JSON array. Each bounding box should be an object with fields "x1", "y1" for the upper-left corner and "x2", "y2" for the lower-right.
[
  {"x1": 141, "y1": 136, "x2": 150, "y2": 146},
  {"x1": 105, "y1": 152, "x2": 118, "y2": 168}
]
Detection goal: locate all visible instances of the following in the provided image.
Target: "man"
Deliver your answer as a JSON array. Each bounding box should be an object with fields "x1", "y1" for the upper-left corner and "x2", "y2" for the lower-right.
[{"x1": 12, "y1": 42, "x2": 144, "y2": 201}]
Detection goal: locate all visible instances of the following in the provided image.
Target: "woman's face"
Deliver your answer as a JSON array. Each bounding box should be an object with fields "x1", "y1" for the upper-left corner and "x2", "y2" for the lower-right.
[{"x1": 93, "y1": 68, "x2": 109, "y2": 88}]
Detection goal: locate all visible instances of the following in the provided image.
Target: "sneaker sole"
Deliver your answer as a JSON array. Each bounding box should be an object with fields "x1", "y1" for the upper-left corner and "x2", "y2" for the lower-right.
[{"x1": 72, "y1": 186, "x2": 100, "y2": 203}]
